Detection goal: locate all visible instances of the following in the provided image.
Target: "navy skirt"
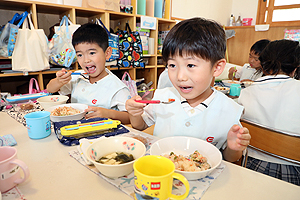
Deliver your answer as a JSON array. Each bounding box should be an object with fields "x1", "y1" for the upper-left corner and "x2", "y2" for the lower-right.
[{"x1": 246, "y1": 156, "x2": 300, "y2": 186}]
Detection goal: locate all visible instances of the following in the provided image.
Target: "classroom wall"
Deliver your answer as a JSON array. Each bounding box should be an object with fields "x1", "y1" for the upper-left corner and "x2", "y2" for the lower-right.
[
  {"x1": 172, "y1": 0, "x2": 258, "y2": 26},
  {"x1": 231, "y1": 0, "x2": 258, "y2": 26}
]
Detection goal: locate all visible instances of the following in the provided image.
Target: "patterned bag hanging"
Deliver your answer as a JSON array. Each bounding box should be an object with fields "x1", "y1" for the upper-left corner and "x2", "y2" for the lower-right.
[
  {"x1": 48, "y1": 16, "x2": 77, "y2": 68},
  {"x1": 116, "y1": 23, "x2": 144, "y2": 68},
  {"x1": 95, "y1": 18, "x2": 119, "y2": 62},
  {"x1": 0, "y1": 11, "x2": 28, "y2": 57}
]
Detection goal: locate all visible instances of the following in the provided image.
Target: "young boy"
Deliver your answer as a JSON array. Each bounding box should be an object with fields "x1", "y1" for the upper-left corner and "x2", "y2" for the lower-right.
[
  {"x1": 126, "y1": 17, "x2": 251, "y2": 162},
  {"x1": 228, "y1": 39, "x2": 270, "y2": 82},
  {"x1": 47, "y1": 23, "x2": 130, "y2": 124}
]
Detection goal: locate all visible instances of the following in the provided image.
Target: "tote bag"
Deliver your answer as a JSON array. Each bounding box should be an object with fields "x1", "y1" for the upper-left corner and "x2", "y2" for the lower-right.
[
  {"x1": 49, "y1": 16, "x2": 77, "y2": 68},
  {"x1": 12, "y1": 14, "x2": 50, "y2": 72},
  {"x1": 28, "y1": 78, "x2": 47, "y2": 94},
  {"x1": 95, "y1": 18, "x2": 119, "y2": 62},
  {"x1": 116, "y1": 23, "x2": 144, "y2": 68},
  {"x1": 54, "y1": 17, "x2": 80, "y2": 37},
  {"x1": 0, "y1": 11, "x2": 28, "y2": 57}
]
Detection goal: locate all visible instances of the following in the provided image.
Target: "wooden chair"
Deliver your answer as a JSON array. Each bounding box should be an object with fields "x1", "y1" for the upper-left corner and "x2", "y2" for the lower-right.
[{"x1": 241, "y1": 119, "x2": 300, "y2": 166}]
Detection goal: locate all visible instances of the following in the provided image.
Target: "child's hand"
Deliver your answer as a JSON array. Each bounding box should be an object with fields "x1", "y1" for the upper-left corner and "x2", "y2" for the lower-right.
[
  {"x1": 228, "y1": 67, "x2": 237, "y2": 80},
  {"x1": 56, "y1": 68, "x2": 72, "y2": 85},
  {"x1": 84, "y1": 106, "x2": 109, "y2": 119},
  {"x1": 227, "y1": 124, "x2": 251, "y2": 152},
  {"x1": 125, "y1": 95, "x2": 147, "y2": 117}
]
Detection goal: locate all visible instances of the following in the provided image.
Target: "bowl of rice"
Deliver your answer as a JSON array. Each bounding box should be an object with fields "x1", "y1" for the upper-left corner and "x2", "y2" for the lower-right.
[
  {"x1": 46, "y1": 103, "x2": 88, "y2": 122},
  {"x1": 214, "y1": 86, "x2": 230, "y2": 94},
  {"x1": 149, "y1": 136, "x2": 222, "y2": 180},
  {"x1": 222, "y1": 80, "x2": 241, "y2": 87},
  {"x1": 86, "y1": 136, "x2": 146, "y2": 178}
]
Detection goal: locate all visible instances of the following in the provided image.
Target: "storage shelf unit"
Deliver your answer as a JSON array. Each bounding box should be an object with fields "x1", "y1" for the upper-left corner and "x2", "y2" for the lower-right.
[{"x1": 0, "y1": 0, "x2": 175, "y2": 94}]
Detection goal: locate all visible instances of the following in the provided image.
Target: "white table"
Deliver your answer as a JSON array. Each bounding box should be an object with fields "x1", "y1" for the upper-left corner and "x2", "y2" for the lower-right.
[{"x1": 1, "y1": 112, "x2": 299, "y2": 200}]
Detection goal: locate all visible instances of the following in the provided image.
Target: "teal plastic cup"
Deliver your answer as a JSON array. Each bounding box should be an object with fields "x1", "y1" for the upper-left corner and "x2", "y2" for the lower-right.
[
  {"x1": 24, "y1": 111, "x2": 51, "y2": 139},
  {"x1": 229, "y1": 83, "x2": 241, "y2": 96}
]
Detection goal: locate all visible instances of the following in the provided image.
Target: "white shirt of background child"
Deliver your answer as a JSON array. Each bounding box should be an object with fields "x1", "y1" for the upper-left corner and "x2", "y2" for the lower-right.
[
  {"x1": 235, "y1": 63, "x2": 263, "y2": 81},
  {"x1": 238, "y1": 74, "x2": 300, "y2": 166}
]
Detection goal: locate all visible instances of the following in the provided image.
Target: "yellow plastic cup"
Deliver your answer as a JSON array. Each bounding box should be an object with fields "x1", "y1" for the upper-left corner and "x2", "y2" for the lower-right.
[{"x1": 133, "y1": 155, "x2": 189, "y2": 200}]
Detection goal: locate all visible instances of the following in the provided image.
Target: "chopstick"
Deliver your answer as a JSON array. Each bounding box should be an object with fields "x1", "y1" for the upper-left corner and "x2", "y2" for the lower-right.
[{"x1": 232, "y1": 66, "x2": 236, "y2": 81}]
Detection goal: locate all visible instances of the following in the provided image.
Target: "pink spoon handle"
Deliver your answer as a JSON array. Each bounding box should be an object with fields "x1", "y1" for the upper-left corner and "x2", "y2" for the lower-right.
[{"x1": 135, "y1": 100, "x2": 160, "y2": 104}]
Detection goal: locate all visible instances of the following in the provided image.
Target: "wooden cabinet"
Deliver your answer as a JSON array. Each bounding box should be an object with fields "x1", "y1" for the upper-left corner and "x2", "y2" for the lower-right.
[{"x1": 0, "y1": 0, "x2": 176, "y2": 94}]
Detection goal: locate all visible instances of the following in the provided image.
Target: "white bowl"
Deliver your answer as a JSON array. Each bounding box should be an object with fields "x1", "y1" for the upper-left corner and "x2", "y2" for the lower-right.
[
  {"x1": 149, "y1": 136, "x2": 222, "y2": 181},
  {"x1": 241, "y1": 81, "x2": 253, "y2": 87},
  {"x1": 222, "y1": 80, "x2": 241, "y2": 87},
  {"x1": 214, "y1": 86, "x2": 230, "y2": 94},
  {"x1": 37, "y1": 95, "x2": 69, "y2": 110},
  {"x1": 86, "y1": 136, "x2": 146, "y2": 178},
  {"x1": 46, "y1": 103, "x2": 88, "y2": 122}
]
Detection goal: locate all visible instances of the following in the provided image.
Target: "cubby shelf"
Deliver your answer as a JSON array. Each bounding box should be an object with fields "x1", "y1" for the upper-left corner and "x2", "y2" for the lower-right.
[{"x1": 0, "y1": 0, "x2": 176, "y2": 94}]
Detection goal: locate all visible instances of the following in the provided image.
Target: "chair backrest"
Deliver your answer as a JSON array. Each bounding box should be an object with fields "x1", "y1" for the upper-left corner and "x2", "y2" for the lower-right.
[{"x1": 241, "y1": 119, "x2": 300, "y2": 165}]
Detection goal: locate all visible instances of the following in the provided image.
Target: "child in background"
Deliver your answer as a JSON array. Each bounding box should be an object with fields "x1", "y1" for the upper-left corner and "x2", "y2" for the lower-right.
[
  {"x1": 228, "y1": 39, "x2": 270, "y2": 82},
  {"x1": 238, "y1": 39, "x2": 300, "y2": 185},
  {"x1": 157, "y1": 67, "x2": 173, "y2": 89},
  {"x1": 126, "y1": 17, "x2": 251, "y2": 162},
  {"x1": 47, "y1": 23, "x2": 130, "y2": 124}
]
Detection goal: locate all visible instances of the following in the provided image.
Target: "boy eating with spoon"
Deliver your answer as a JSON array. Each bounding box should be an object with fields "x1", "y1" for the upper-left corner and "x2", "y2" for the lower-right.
[
  {"x1": 47, "y1": 23, "x2": 130, "y2": 124},
  {"x1": 126, "y1": 17, "x2": 251, "y2": 162}
]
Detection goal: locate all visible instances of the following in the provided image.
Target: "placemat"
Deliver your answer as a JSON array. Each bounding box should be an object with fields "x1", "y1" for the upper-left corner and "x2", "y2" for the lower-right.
[
  {"x1": 53, "y1": 117, "x2": 130, "y2": 146},
  {"x1": 2, "y1": 186, "x2": 26, "y2": 200},
  {"x1": 69, "y1": 131, "x2": 226, "y2": 200},
  {"x1": 3, "y1": 102, "x2": 44, "y2": 126}
]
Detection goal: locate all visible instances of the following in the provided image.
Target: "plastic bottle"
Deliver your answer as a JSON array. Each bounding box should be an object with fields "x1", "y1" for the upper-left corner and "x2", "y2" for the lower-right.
[
  {"x1": 229, "y1": 14, "x2": 235, "y2": 26},
  {"x1": 236, "y1": 15, "x2": 242, "y2": 26}
]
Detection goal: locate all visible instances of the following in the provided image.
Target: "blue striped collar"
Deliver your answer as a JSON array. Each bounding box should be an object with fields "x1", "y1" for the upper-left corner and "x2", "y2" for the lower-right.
[{"x1": 253, "y1": 75, "x2": 292, "y2": 84}]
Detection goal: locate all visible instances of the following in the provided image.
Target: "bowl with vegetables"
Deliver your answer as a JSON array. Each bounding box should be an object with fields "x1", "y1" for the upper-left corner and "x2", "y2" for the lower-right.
[
  {"x1": 149, "y1": 136, "x2": 222, "y2": 180},
  {"x1": 86, "y1": 136, "x2": 146, "y2": 178}
]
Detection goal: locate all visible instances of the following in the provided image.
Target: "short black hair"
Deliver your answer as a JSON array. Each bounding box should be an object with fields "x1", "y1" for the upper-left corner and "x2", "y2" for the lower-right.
[
  {"x1": 162, "y1": 17, "x2": 226, "y2": 66},
  {"x1": 259, "y1": 39, "x2": 300, "y2": 78},
  {"x1": 250, "y1": 39, "x2": 271, "y2": 55},
  {"x1": 72, "y1": 23, "x2": 108, "y2": 51}
]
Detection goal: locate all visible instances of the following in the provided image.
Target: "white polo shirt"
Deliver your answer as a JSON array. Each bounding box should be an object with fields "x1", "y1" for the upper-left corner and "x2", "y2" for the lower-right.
[
  {"x1": 59, "y1": 68, "x2": 130, "y2": 111},
  {"x1": 238, "y1": 74, "x2": 300, "y2": 165},
  {"x1": 142, "y1": 87, "x2": 243, "y2": 149},
  {"x1": 235, "y1": 63, "x2": 263, "y2": 81}
]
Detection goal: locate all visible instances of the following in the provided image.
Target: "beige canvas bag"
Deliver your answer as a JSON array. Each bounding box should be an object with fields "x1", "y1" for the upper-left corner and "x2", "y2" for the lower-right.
[
  {"x1": 12, "y1": 14, "x2": 49, "y2": 72},
  {"x1": 82, "y1": 0, "x2": 120, "y2": 12}
]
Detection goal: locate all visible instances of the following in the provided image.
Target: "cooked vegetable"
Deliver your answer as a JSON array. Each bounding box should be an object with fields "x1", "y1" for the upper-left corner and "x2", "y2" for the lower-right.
[{"x1": 96, "y1": 152, "x2": 134, "y2": 165}]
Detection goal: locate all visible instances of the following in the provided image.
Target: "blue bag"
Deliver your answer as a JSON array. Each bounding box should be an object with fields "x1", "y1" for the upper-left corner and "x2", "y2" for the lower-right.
[
  {"x1": 96, "y1": 18, "x2": 119, "y2": 62},
  {"x1": 49, "y1": 16, "x2": 77, "y2": 68},
  {"x1": 0, "y1": 11, "x2": 28, "y2": 57}
]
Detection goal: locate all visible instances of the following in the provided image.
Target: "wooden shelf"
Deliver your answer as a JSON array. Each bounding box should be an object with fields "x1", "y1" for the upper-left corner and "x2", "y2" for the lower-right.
[{"x1": 0, "y1": 0, "x2": 176, "y2": 93}]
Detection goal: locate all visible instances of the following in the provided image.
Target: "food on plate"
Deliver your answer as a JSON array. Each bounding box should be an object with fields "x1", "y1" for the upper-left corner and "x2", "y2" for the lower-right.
[
  {"x1": 214, "y1": 86, "x2": 229, "y2": 91},
  {"x1": 50, "y1": 106, "x2": 81, "y2": 116},
  {"x1": 96, "y1": 152, "x2": 134, "y2": 165},
  {"x1": 20, "y1": 102, "x2": 34, "y2": 110},
  {"x1": 163, "y1": 150, "x2": 211, "y2": 172}
]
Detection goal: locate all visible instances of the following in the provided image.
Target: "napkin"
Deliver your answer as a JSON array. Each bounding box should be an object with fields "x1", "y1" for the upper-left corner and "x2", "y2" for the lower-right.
[{"x1": 0, "y1": 134, "x2": 17, "y2": 146}]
